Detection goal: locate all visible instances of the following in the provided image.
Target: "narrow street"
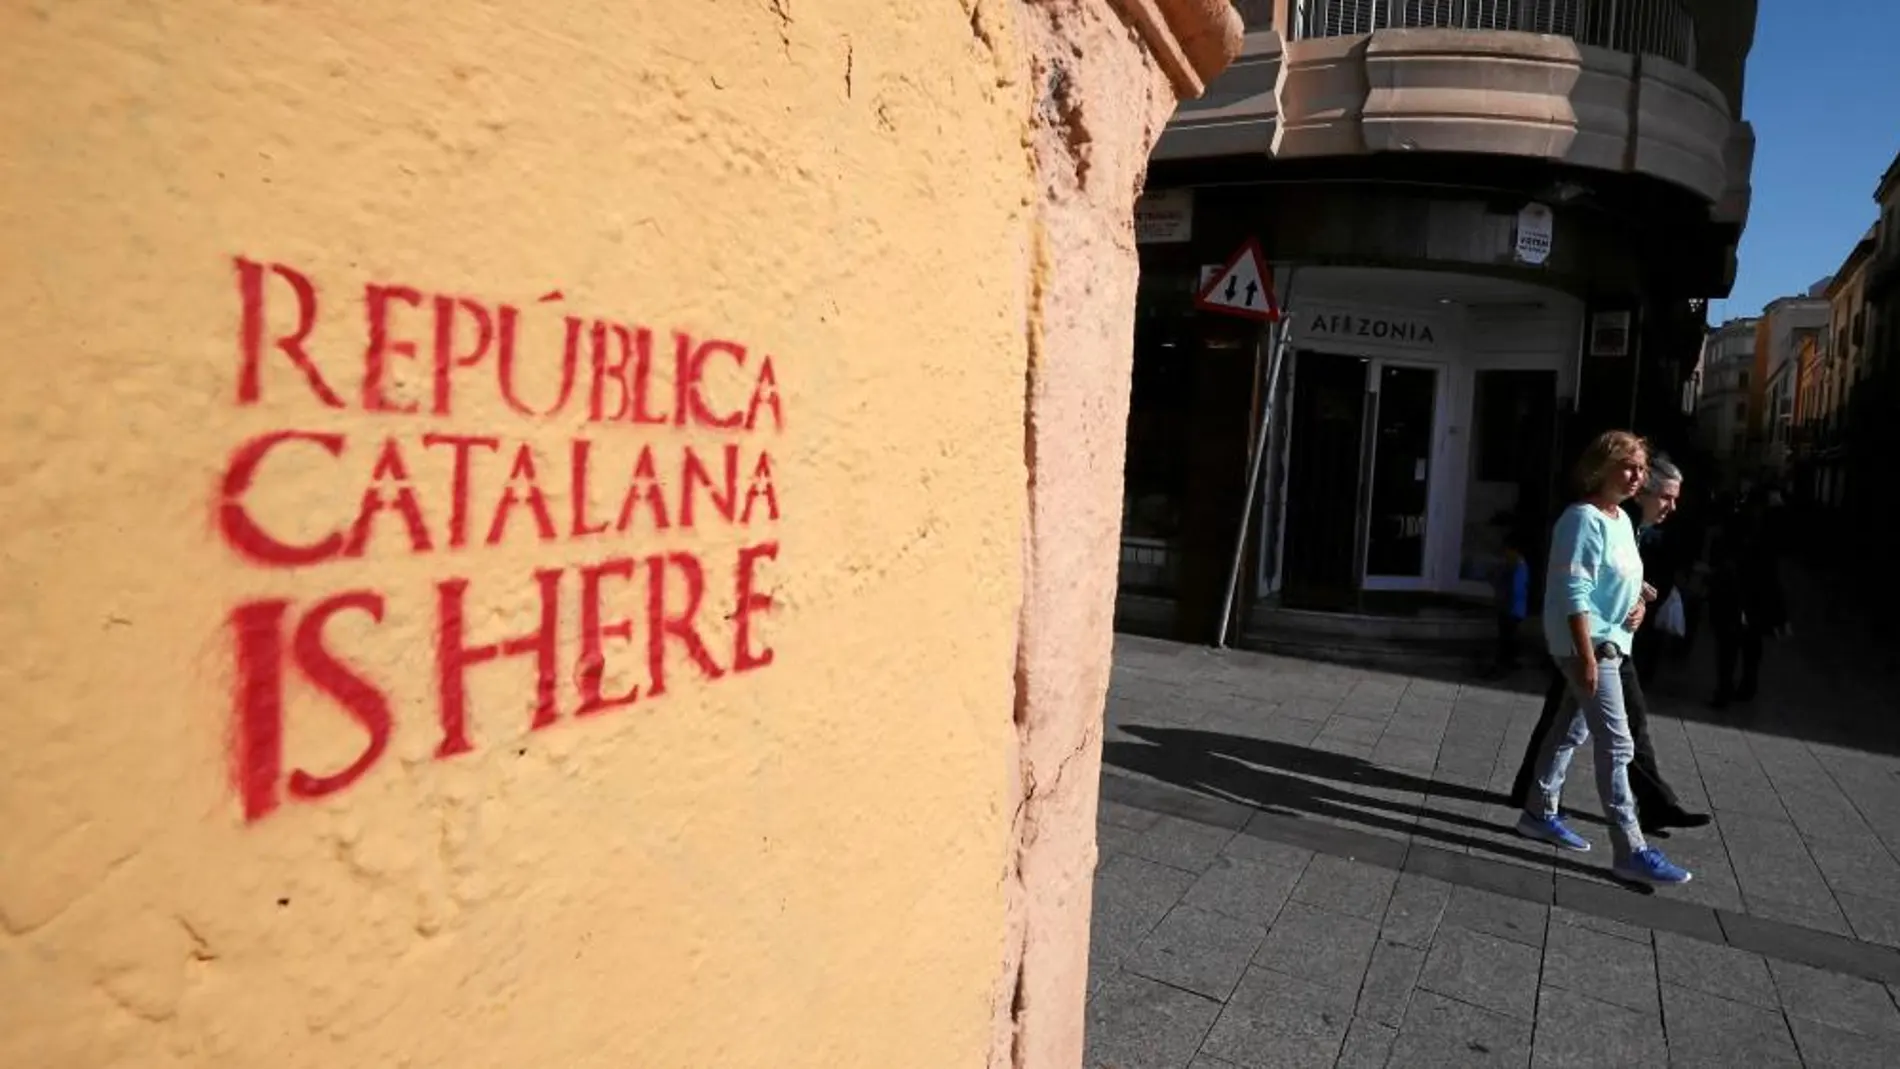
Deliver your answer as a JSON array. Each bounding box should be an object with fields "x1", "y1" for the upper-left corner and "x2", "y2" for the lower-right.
[{"x1": 1086, "y1": 567, "x2": 1900, "y2": 1068}]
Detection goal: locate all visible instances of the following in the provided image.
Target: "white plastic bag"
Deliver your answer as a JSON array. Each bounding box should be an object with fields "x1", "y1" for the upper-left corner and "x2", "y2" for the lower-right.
[{"x1": 1655, "y1": 588, "x2": 1686, "y2": 637}]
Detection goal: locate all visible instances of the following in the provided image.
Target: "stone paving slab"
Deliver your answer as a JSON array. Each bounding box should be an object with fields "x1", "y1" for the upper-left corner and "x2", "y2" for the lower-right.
[
  {"x1": 1088, "y1": 629, "x2": 1900, "y2": 1068},
  {"x1": 1530, "y1": 987, "x2": 1668, "y2": 1069}
]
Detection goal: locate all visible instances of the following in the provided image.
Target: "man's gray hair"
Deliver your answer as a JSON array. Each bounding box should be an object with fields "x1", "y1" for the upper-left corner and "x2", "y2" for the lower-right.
[{"x1": 1646, "y1": 454, "x2": 1683, "y2": 493}]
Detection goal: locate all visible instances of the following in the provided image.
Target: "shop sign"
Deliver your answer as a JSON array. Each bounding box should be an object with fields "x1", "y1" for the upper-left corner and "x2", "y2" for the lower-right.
[
  {"x1": 1296, "y1": 305, "x2": 1442, "y2": 352},
  {"x1": 1515, "y1": 202, "x2": 1554, "y2": 265},
  {"x1": 1135, "y1": 189, "x2": 1193, "y2": 244}
]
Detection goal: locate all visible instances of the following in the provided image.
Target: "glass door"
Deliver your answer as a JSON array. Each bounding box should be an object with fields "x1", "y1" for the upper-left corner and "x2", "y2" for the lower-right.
[
  {"x1": 1362, "y1": 362, "x2": 1439, "y2": 585},
  {"x1": 1456, "y1": 369, "x2": 1558, "y2": 596},
  {"x1": 1279, "y1": 351, "x2": 1371, "y2": 609}
]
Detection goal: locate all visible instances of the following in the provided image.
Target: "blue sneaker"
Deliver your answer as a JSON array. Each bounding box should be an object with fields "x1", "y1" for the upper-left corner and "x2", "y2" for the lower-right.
[
  {"x1": 1614, "y1": 847, "x2": 1693, "y2": 886},
  {"x1": 1515, "y1": 813, "x2": 1591, "y2": 852}
]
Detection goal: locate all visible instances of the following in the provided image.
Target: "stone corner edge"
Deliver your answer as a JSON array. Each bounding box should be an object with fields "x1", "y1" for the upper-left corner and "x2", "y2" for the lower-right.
[{"x1": 1117, "y1": 0, "x2": 1245, "y2": 99}]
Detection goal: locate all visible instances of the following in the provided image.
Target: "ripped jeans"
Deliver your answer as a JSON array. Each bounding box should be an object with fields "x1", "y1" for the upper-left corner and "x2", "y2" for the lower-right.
[{"x1": 1523, "y1": 647, "x2": 1648, "y2": 863}]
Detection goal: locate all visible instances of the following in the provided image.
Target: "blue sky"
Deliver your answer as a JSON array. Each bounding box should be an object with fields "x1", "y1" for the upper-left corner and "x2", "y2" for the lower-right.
[{"x1": 1711, "y1": 3, "x2": 1900, "y2": 322}]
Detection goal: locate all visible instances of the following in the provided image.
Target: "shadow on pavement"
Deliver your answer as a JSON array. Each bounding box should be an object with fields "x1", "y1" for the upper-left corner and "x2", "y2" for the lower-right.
[{"x1": 1105, "y1": 723, "x2": 1623, "y2": 885}]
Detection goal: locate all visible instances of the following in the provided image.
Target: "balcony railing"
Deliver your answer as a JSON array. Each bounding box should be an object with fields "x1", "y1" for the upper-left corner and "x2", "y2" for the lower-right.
[{"x1": 1289, "y1": 0, "x2": 1698, "y2": 70}]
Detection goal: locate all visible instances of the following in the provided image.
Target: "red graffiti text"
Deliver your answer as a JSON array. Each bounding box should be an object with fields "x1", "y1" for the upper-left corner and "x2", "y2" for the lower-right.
[{"x1": 219, "y1": 256, "x2": 787, "y2": 823}]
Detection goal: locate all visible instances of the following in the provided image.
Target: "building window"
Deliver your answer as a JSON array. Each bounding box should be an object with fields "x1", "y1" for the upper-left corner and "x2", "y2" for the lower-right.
[{"x1": 1734, "y1": 402, "x2": 1746, "y2": 421}]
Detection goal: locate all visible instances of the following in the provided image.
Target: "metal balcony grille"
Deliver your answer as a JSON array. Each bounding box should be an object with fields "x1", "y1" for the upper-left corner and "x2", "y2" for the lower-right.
[{"x1": 1290, "y1": 0, "x2": 1698, "y2": 70}]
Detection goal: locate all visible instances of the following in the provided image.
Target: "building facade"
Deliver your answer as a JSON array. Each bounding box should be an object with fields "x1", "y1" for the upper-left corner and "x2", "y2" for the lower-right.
[
  {"x1": 1802, "y1": 229, "x2": 1878, "y2": 516},
  {"x1": 1117, "y1": 0, "x2": 1759, "y2": 647},
  {"x1": 1696, "y1": 316, "x2": 1759, "y2": 467},
  {"x1": 1767, "y1": 331, "x2": 1811, "y2": 474},
  {"x1": 1793, "y1": 331, "x2": 1822, "y2": 472},
  {"x1": 1748, "y1": 293, "x2": 1829, "y2": 475},
  {"x1": 1808, "y1": 230, "x2": 1869, "y2": 512},
  {"x1": 1844, "y1": 150, "x2": 1900, "y2": 598}
]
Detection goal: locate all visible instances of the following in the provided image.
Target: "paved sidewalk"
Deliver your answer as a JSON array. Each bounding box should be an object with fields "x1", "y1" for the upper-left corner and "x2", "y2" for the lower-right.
[{"x1": 1086, "y1": 625, "x2": 1900, "y2": 1068}]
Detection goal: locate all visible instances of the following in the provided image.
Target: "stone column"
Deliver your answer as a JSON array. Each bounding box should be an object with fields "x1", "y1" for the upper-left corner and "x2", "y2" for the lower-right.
[
  {"x1": 995, "y1": 1, "x2": 1239, "y2": 1065},
  {"x1": 0, "y1": 2, "x2": 1234, "y2": 1065}
]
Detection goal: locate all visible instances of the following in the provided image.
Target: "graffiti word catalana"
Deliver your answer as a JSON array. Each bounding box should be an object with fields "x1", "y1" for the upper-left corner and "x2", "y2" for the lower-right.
[{"x1": 223, "y1": 257, "x2": 783, "y2": 823}]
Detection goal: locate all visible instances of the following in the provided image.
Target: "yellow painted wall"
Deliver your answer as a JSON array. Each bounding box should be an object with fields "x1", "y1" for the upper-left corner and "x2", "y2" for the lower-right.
[
  {"x1": 1825, "y1": 254, "x2": 1869, "y2": 422},
  {"x1": 0, "y1": 3, "x2": 1038, "y2": 1066}
]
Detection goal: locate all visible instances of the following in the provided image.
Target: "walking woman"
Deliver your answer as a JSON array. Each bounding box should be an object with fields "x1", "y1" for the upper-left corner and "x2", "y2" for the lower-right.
[
  {"x1": 1516, "y1": 431, "x2": 1692, "y2": 885},
  {"x1": 1509, "y1": 456, "x2": 1710, "y2": 834}
]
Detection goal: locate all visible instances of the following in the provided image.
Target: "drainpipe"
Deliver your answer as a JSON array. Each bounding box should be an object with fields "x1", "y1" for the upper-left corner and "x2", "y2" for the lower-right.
[{"x1": 1570, "y1": 300, "x2": 1589, "y2": 416}]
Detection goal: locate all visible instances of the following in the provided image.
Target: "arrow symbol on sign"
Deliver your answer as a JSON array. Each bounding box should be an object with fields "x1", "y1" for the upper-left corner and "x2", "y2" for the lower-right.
[{"x1": 1194, "y1": 237, "x2": 1278, "y2": 322}]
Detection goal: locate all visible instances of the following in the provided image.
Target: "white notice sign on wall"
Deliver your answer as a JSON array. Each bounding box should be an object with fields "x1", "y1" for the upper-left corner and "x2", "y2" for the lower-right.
[
  {"x1": 1135, "y1": 189, "x2": 1193, "y2": 244},
  {"x1": 1515, "y1": 203, "x2": 1554, "y2": 265}
]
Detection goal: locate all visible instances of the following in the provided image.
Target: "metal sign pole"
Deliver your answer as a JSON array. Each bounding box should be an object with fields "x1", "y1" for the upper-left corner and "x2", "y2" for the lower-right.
[{"x1": 1214, "y1": 266, "x2": 1298, "y2": 649}]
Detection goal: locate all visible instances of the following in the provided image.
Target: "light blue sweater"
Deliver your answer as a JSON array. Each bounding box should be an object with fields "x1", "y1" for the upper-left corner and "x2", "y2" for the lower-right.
[{"x1": 1542, "y1": 502, "x2": 1645, "y2": 659}]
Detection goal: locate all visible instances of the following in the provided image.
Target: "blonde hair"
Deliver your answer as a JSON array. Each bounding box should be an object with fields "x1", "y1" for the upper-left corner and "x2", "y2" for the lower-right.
[{"x1": 1573, "y1": 430, "x2": 1649, "y2": 497}]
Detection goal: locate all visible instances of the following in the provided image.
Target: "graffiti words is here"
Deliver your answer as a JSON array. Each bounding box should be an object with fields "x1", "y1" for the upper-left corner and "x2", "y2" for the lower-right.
[{"x1": 230, "y1": 541, "x2": 778, "y2": 823}]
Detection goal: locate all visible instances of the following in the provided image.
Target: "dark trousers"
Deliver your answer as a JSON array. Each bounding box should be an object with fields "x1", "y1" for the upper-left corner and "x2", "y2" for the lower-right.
[
  {"x1": 1631, "y1": 624, "x2": 1664, "y2": 686},
  {"x1": 1680, "y1": 593, "x2": 1705, "y2": 659},
  {"x1": 1510, "y1": 655, "x2": 1682, "y2": 819}
]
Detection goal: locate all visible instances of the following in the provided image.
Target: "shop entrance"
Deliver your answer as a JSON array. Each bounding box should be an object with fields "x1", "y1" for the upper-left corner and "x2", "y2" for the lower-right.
[
  {"x1": 1280, "y1": 351, "x2": 1367, "y2": 609},
  {"x1": 1117, "y1": 310, "x2": 1261, "y2": 641},
  {"x1": 1362, "y1": 361, "x2": 1441, "y2": 589},
  {"x1": 1454, "y1": 368, "x2": 1561, "y2": 599},
  {"x1": 1279, "y1": 351, "x2": 1444, "y2": 608}
]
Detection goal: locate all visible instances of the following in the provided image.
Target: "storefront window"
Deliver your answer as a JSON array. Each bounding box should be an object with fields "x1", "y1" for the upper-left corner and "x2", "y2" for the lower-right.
[
  {"x1": 1119, "y1": 259, "x2": 1266, "y2": 633},
  {"x1": 1460, "y1": 369, "x2": 1558, "y2": 584},
  {"x1": 1120, "y1": 272, "x2": 1198, "y2": 595}
]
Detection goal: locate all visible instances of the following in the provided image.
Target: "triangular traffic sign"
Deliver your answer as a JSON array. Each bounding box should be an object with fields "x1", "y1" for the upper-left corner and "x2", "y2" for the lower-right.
[{"x1": 1194, "y1": 238, "x2": 1279, "y2": 322}]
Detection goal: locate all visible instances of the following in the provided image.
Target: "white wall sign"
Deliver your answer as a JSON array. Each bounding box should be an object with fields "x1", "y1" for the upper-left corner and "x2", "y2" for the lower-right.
[
  {"x1": 1589, "y1": 310, "x2": 1633, "y2": 357},
  {"x1": 1515, "y1": 202, "x2": 1554, "y2": 265},
  {"x1": 1135, "y1": 189, "x2": 1193, "y2": 244}
]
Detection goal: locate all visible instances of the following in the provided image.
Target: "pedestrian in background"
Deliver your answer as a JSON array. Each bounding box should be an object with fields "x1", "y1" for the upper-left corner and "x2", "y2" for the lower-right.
[
  {"x1": 1631, "y1": 456, "x2": 1688, "y2": 685},
  {"x1": 1707, "y1": 489, "x2": 1788, "y2": 709},
  {"x1": 1490, "y1": 526, "x2": 1531, "y2": 676},
  {"x1": 1515, "y1": 430, "x2": 1693, "y2": 885}
]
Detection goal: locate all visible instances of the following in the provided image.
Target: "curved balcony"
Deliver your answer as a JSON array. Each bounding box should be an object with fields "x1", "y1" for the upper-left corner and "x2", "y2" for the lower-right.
[
  {"x1": 1291, "y1": 0, "x2": 1697, "y2": 70},
  {"x1": 1156, "y1": 0, "x2": 1754, "y2": 216}
]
